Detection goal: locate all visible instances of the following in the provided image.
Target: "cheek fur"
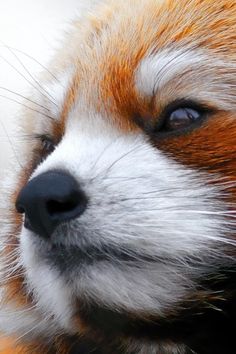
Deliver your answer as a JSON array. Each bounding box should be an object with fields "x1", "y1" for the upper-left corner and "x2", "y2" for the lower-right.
[
  {"x1": 1, "y1": 0, "x2": 236, "y2": 353},
  {"x1": 155, "y1": 113, "x2": 236, "y2": 174},
  {"x1": 2, "y1": 169, "x2": 33, "y2": 308},
  {"x1": 154, "y1": 112, "x2": 236, "y2": 243}
]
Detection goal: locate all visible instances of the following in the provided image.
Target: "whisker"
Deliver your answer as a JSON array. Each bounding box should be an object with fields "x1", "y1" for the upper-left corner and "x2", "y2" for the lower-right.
[
  {"x1": 161, "y1": 209, "x2": 236, "y2": 217},
  {"x1": 2, "y1": 45, "x2": 62, "y2": 84},
  {"x1": 89, "y1": 140, "x2": 118, "y2": 178},
  {"x1": 1, "y1": 241, "x2": 20, "y2": 245},
  {"x1": 14, "y1": 318, "x2": 50, "y2": 348},
  {"x1": 102, "y1": 176, "x2": 146, "y2": 181},
  {"x1": 123, "y1": 207, "x2": 233, "y2": 215},
  {"x1": 108, "y1": 228, "x2": 236, "y2": 246},
  {"x1": 0, "y1": 94, "x2": 55, "y2": 120},
  {"x1": 1, "y1": 259, "x2": 20, "y2": 269},
  {"x1": 0, "y1": 87, "x2": 50, "y2": 111},
  {"x1": 93, "y1": 143, "x2": 143, "y2": 181},
  {"x1": 0, "y1": 120, "x2": 22, "y2": 168},
  {"x1": 1, "y1": 268, "x2": 22, "y2": 277},
  {"x1": 0, "y1": 55, "x2": 57, "y2": 107},
  {"x1": 0, "y1": 274, "x2": 25, "y2": 285},
  {"x1": 1, "y1": 255, "x2": 19, "y2": 263},
  {"x1": 3, "y1": 45, "x2": 58, "y2": 104}
]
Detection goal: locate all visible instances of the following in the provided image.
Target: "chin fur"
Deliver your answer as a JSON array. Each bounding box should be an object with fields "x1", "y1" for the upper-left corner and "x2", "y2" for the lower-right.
[{"x1": 1, "y1": 0, "x2": 236, "y2": 353}]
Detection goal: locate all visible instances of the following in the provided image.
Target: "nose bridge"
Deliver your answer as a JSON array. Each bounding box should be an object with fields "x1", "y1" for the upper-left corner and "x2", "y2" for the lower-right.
[
  {"x1": 35, "y1": 119, "x2": 135, "y2": 180},
  {"x1": 64, "y1": 130, "x2": 121, "y2": 174}
]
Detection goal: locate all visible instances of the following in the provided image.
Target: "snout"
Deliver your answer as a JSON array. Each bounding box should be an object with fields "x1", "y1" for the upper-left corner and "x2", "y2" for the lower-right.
[{"x1": 16, "y1": 170, "x2": 88, "y2": 238}]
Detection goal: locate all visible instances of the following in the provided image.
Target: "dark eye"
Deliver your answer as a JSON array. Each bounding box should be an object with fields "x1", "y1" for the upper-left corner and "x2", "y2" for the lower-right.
[
  {"x1": 32, "y1": 135, "x2": 56, "y2": 169},
  {"x1": 160, "y1": 107, "x2": 202, "y2": 132},
  {"x1": 41, "y1": 136, "x2": 55, "y2": 154},
  {"x1": 37, "y1": 135, "x2": 56, "y2": 162}
]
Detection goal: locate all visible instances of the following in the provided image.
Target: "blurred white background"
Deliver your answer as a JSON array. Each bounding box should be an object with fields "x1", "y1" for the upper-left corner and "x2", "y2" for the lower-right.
[{"x1": 0, "y1": 0, "x2": 81, "y2": 179}]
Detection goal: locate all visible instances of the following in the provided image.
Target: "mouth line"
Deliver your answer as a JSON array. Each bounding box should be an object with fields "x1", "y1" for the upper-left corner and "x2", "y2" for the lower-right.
[{"x1": 42, "y1": 243, "x2": 159, "y2": 269}]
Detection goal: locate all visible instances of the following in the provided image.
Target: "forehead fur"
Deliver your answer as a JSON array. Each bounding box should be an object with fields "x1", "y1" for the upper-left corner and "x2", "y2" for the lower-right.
[
  {"x1": 49, "y1": 0, "x2": 236, "y2": 128},
  {"x1": 1, "y1": 1, "x2": 236, "y2": 351}
]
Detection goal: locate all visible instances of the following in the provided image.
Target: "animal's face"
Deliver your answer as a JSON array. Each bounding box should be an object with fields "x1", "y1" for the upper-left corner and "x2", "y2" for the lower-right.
[{"x1": 1, "y1": 0, "x2": 236, "y2": 352}]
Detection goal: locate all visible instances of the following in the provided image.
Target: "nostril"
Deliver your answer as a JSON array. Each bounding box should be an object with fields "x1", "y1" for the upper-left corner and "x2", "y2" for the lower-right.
[
  {"x1": 46, "y1": 197, "x2": 84, "y2": 217},
  {"x1": 15, "y1": 170, "x2": 89, "y2": 238},
  {"x1": 16, "y1": 204, "x2": 25, "y2": 214}
]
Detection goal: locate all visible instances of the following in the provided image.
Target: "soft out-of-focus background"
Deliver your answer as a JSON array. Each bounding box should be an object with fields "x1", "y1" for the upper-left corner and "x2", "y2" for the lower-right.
[{"x1": 0, "y1": 0, "x2": 80, "y2": 180}]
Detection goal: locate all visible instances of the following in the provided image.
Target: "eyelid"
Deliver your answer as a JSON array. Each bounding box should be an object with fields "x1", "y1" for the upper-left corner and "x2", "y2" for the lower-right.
[
  {"x1": 147, "y1": 99, "x2": 215, "y2": 139},
  {"x1": 159, "y1": 99, "x2": 213, "y2": 122},
  {"x1": 34, "y1": 134, "x2": 55, "y2": 144}
]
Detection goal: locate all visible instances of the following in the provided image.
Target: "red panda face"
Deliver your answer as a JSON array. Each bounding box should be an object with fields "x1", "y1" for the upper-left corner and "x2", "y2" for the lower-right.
[{"x1": 1, "y1": 1, "x2": 236, "y2": 353}]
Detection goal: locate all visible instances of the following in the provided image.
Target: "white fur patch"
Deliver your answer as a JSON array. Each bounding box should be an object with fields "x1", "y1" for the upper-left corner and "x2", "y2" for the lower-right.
[
  {"x1": 42, "y1": 68, "x2": 76, "y2": 118},
  {"x1": 20, "y1": 234, "x2": 75, "y2": 333},
  {"x1": 135, "y1": 48, "x2": 206, "y2": 97},
  {"x1": 135, "y1": 48, "x2": 236, "y2": 111},
  {"x1": 17, "y1": 111, "x2": 230, "y2": 327},
  {"x1": 1, "y1": 1, "x2": 236, "y2": 348}
]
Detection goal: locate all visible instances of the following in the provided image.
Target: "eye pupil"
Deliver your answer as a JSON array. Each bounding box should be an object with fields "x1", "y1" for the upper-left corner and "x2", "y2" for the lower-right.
[
  {"x1": 43, "y1": 139, "x2": 54, "y2": 153},
  {"x1": 165, "y1": 107, "x2": 201, "y2": 131},
  {"x1": 40, "y1": 137, "x2": 55, "y2": 159}
]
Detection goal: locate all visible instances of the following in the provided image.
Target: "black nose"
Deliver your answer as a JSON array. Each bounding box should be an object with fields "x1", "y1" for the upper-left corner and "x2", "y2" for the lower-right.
[{"x1": 16, "y1": 170, "x2": 88, "y2": 238}]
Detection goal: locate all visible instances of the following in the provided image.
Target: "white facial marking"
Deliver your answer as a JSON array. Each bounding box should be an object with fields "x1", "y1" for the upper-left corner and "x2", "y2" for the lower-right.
[
  {"x1": 20, "y1": 234, "x2": 75, "y2": 333},
  {"x1": 1, "y1": 2, "x2": 236, "y2": 348},
  {"x1": 135, "y1": 48, "x2": 236, "y2": 111},
  {"x1": 42, "y1": 68, "x2": 76, "y2": 118},
  {"x1": 17, "y1": 111, "x2": 229, "y2": 326},
  {"x1": 135, "y1": 48, "x2": 206, "y2": 97}
]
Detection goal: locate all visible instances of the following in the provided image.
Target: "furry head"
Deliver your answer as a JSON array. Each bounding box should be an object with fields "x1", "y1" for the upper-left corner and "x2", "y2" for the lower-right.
[{"x1": 1, "y1": 1, "x2": 236, "y2": 353}]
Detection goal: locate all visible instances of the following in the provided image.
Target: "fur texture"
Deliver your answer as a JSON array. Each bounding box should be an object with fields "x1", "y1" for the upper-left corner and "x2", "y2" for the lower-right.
[{"x1": 0, "y1": 0, "x2": 236, "y2": 353}]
